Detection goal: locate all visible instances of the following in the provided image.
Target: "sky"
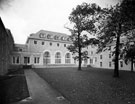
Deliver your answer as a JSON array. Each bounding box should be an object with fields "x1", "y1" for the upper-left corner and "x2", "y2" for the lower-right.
[{"x1": 0, "y1": 0, "x2": 119, "y2": 44}]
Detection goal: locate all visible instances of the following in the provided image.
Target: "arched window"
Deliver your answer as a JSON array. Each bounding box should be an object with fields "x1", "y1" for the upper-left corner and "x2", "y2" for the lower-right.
[
  {"x1": 65, "y1": 53, "x2": 71, "y2": 64},
  {"x1": 43, "y1": 51, "x2": 50, "y2": 65},
  {"x1": 55, "y1": 52, "x2": 61, "y2": 64}
]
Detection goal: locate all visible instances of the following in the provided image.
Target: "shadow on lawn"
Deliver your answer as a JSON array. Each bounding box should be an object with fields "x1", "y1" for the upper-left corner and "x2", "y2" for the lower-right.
[{"x1": 0, "y1": 69, "x2": 29, "y2": 104}]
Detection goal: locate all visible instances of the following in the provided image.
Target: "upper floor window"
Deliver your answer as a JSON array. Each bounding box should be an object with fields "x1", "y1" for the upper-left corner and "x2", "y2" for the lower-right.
[
  {"x1": 34, "y1": 40, "x2": 37, "y2": 44},
  {"x1": 57, "y1": 43, "x2": 59, "y2": 47},
  {"x1": 91, "y1": 51, "x2": 93, "y2": 55},
  {"x1": 64, "y1": 44, "x2": 66, "y2": 47},
  {"x1": 50, "y1": 42, "x2": 52, "y2": 46},
  {"x1": 42, "y1": 41, "x2": 44, "y2": 45}
]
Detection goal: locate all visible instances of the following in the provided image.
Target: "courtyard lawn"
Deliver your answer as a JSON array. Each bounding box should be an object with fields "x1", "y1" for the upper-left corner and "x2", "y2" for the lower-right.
[{"x1": 34, "y1": 67, "x2": 135, "y2": 104}]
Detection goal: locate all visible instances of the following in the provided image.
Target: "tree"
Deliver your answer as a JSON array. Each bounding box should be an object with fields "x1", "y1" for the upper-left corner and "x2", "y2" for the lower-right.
[
  {"x1": 66, "y1": 2, "x2": 101, "y2": 70},
  {"x1": 97, "y1": 0, "x2": 135, "y2": 77}
]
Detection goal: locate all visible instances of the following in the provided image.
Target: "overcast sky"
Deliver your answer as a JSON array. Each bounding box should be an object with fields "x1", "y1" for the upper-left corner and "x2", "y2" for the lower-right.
[{"x1": 0, "y1": 0, "x2": 119, "y2": 44}]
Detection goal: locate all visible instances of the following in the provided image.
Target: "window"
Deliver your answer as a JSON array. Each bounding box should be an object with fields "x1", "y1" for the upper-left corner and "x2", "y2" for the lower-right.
[
  {"x1": 100, "y1": 55, "x2": 102, "y2": 59},
  {"x1": 55, "y1": 52, "x2": 61, "y2": 64},
  {"x1": 24, "y1": 57, "x2": 30, "y2": 64},
  {"x1": 95, "y1": 57, "x2": 97, "y2": 62},
  {"x1": 64, "y1": 44, "x2": 66, "y2": 47},
  {"x1": 109, "y1": 62, "x2": 111, "y2": 67},
  {"x1": 34, "y1": 40, "x2": 37, "y2": 44},
  {"x1": 42, "y1": 41, "x2": 44, "y2": 45},
  {"x1": 57, "y1": 43, "x2": 59, "y2": 47},
  {"x1": 12, "y1": 56, "x2": 20, "y2": 64},
  {"x1": 65, "y1": 53, "x2": 71, "y2": 64},
  {"x1": 120, "y1": 61, "x2": 123, "y2": 67},
  {"x1": 100, "y1": 62, "x2": 102, "y2": 67},
  {"x1": 109, "y1": 54, "x2": 111, "y2": 58},
  {"x1": 50, "y1": 42, "x2": 52, "y2": 46},
  {"x1": 43, "y1": 52, "x2": 50, "y2": 64},
  {"x1": 34, "y1": 57, "x2": 40, "y2": 64},
  {"x1": 90, "y1": 58, "x2": 93, "y2": 64}
]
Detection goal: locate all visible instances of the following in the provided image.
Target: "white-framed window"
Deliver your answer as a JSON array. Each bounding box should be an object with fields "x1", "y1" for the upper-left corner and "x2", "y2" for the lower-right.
[
  {"x1": 100, "y1": 55, "x2": 102, "y2": 59},
  {"x1": 55, "y1": 52, "x2": 61, "y2": 64},
  {"x1": 44, "y1": 52, "x2": 50, "y2": 64},
  {"x1": 12, "y1": 56, "x2": 20, "y2": 64},
  {"x1": 109, "y1": 54, "x2": 111, "y2": 58},
  {"x1": 24, "y1": 57, "x2": 30, "y2": 64},
  {"x1": 34, "y1": 57, "x2": 40, "y2": 64},
  {"x1": 65, "y1": 53, "x2": 71, "y2": 64}
]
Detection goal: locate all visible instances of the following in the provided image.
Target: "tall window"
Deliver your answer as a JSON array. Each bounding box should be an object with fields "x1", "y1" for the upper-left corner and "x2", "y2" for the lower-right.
[
  {"x1": 44, "y1": 52, "x2": 50, "y2": 64},
  {"x1": 100, "y1": 62, "x2": 102, "y2": 67},
  {"x1": 90, "y1": 58, "x2": 93, "y2": 64},
  {"x1": 42, "y1": 41, "x2": 44, "y2": 45},
  {"x1": 24, "y1": 57, "x2": 30, "y2": 65},
  {"x1": 100, "y1": 55, "x2": 102, "y2": 59},
  {"x1": 12, "y1": 56, "x2": 20, "y2": 64},
  {"x1": 55, "y1": 52, "x2": 61, "y2": 64},
  {"x1": 34, "y1": 57, "x2": 40, "y2": 64},
  {"x1": 65, "y1": 53, "x2": 71, "y2": 64},
  {"x1": 120, "y1": 61, "x2": 123, "y2": 67},
  {"x1": 109, "y1": 54, "x2": 111, "y2": 58},
  {"x1": 109, "y1": 62, "x2": 111, "y2": 67}
]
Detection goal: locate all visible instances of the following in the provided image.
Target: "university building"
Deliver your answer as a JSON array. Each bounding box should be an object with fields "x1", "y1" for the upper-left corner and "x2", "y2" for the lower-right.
[{"x1": 11, "y1": 30, "x2": 133, "y2": 71}]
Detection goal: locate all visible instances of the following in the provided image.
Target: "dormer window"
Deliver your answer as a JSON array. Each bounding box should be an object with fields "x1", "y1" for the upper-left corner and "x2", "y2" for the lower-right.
[
  {"x1": 47, "y1": 34, "x2": 51, "y2": 39},
  {"x1": 54, "y1": 35, "x2": 59, "y2": 40}
]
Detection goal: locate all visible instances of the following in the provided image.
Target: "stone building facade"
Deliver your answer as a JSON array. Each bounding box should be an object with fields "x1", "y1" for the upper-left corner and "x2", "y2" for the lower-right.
[{"x1": 0, "y1": 18, "x2": 14, "y2": 75}]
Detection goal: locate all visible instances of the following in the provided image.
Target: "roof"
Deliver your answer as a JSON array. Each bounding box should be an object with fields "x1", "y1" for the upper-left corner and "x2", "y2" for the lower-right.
[{"x1": 26, "y1": 30, "x2": 72, "y2": 43}]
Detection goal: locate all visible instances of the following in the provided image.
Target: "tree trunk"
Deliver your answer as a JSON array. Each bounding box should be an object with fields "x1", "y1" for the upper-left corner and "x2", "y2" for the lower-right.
[
  {"x1": 78, "y1": 46, "x2": 82, "y2": 70},
  {"x1": 131, "y1": 58, "x2": 133, "y2": 72},
  {"x1": 78, "y1": 30, "x2": 82, "y2": 71},
  {"x1": 114, "y1": 24, "x2": 121, "y2": 78}
]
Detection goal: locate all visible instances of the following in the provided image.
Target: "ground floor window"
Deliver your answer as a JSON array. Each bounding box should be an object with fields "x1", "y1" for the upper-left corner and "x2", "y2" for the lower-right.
[
  {"x1": 12, "y1": 56, "x2": 20, "y2": 64},
  {"x1": 120, "y1": 61, "x2": 123, "y2": 67},
  {"x1": 84, "y1": 59, "x2": 88, "y2": 64},
  {"x1": 109, "y1": 62, "x2": 111, "y2": 67},
  {"x1": 43, "y1": 52, "x2": 50, "y2": 65},
  {"x1": 65, "y1": 53, "x2": 71, "y2": 64},
  {"x1": 24, "y1": 57, "x2": 30, "y2": 65},
  {"x1": 100, "y1": 62, "x2": 102, "y2": 67},
  {"x1": 55, "y1": 52, "x2": 61, "y2": 64},
  {"x1": 90, "y1": 58, "x2": 93, "y2": 64},
  {"x1": 34, "y1": 57, "x2": 40, "y2": 64}
]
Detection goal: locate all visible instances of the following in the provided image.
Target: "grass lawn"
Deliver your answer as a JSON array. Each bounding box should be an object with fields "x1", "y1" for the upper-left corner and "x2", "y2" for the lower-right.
[
  {"x1": 34, "y1": 67, "x2": 135, "y2": 104},
  {"x1": 0, "y1": 69, "x2": 29, "y2": 104}
]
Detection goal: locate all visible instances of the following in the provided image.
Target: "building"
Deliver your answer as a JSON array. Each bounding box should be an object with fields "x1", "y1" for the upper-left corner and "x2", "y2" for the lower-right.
[
  {"x1": 0, "y1": 18, "x2": 14, "y2": 75},
  {"x1": 11, "y1": 29, "x2": 133, "y2": 71},
  {"x1": 11, "y1": 30, "x2": 79, "y2": 68}
]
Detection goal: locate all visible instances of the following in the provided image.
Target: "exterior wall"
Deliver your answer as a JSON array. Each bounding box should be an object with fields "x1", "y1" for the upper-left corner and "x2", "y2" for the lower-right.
[{"x1": 0, "y1": 18, "x2": 14, "y2": 75}]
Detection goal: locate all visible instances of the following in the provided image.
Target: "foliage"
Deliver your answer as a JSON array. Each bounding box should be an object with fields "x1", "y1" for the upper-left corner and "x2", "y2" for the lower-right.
[
  {"x1": 67, "y1": 2, "x2": 101, "y2": 70},
  {"x1": 97, "y1": 0, "x2": 135, "y2": 77}
]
